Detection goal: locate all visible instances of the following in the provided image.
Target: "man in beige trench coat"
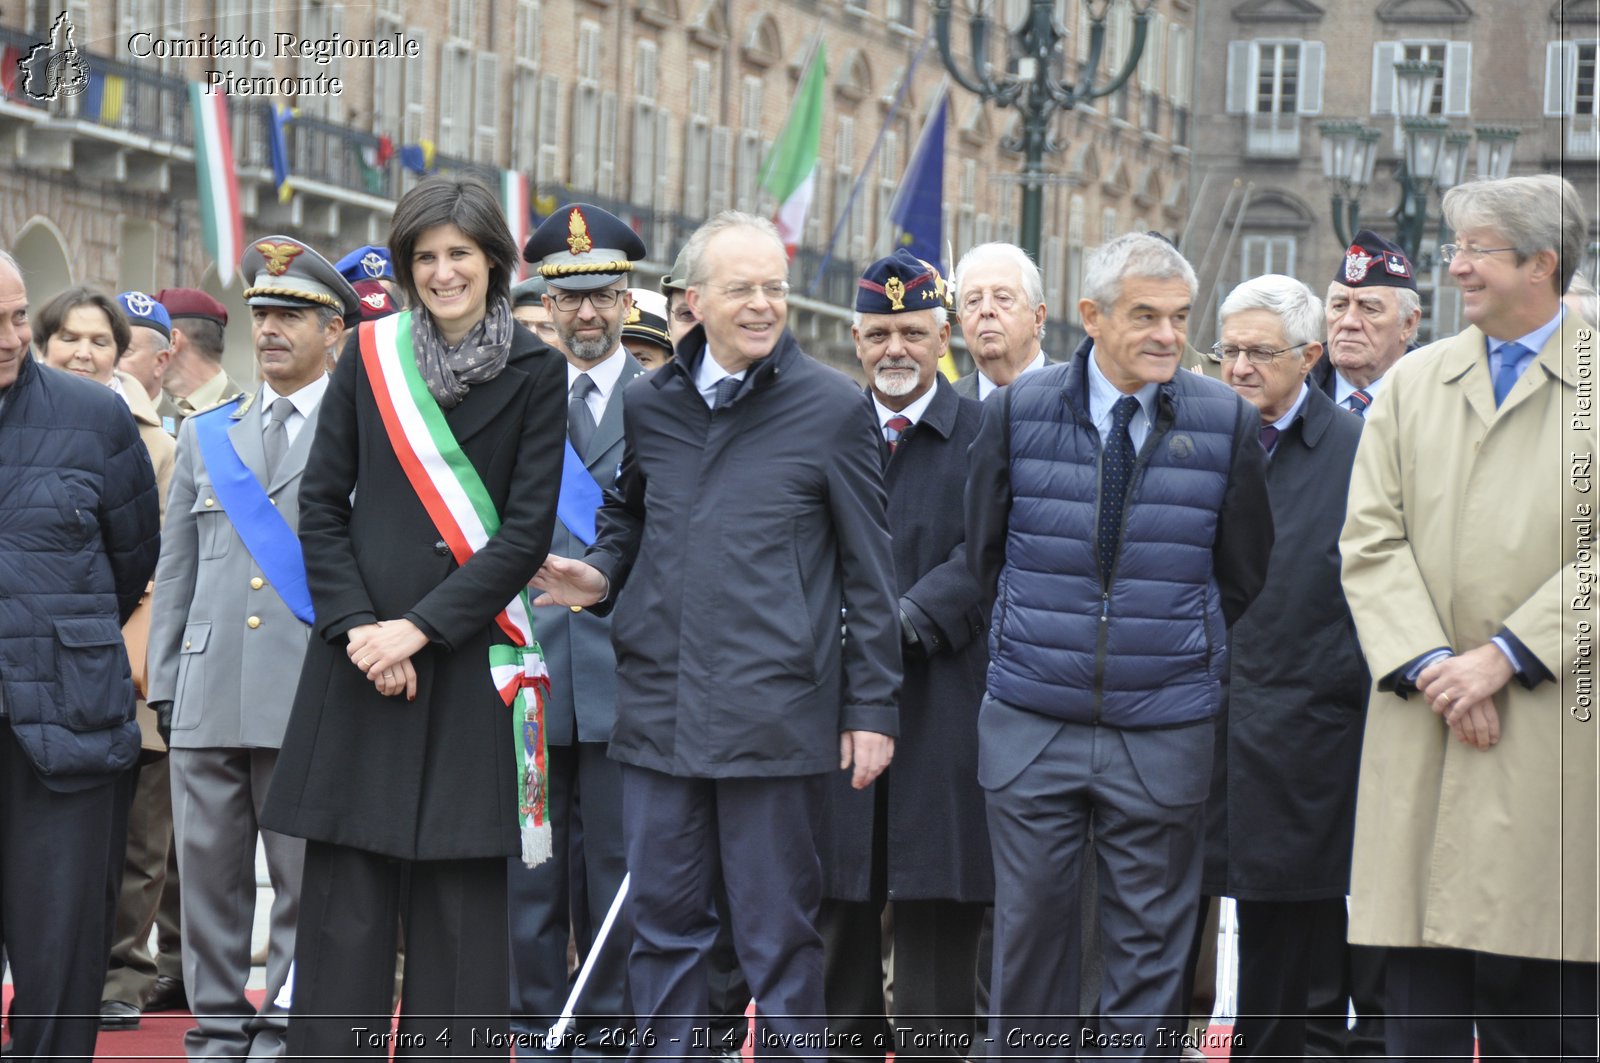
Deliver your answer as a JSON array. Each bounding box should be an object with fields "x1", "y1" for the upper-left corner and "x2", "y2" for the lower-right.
[{"x1": 1340, "y1": 173, "x2": 1597, "y2": 1060}]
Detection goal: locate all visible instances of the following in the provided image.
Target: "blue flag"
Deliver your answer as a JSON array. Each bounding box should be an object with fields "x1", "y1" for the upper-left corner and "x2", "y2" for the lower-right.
[
  {"x1": 887, "y1": 86, "x2": 948, "y2": 274},
  {"x1": 267, "y1": 102, "x2": 294, "y2": 203}
]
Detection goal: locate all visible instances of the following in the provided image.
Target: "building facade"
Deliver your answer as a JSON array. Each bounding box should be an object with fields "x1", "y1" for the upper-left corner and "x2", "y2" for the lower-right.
[
  {"x1": 1, "y1": 0, "x2": 1196, "y2": 377},
  {"x1": 1190, "y1": 0, "x2": 1599, "y2": 345}
]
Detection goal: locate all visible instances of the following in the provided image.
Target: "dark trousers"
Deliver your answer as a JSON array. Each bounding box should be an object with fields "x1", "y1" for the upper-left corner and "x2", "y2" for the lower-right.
[
  {"x1": 103, "y1": 753, "x2": 183, "y2": 1005},
  {"x1": 1232, "y1": 899, "x2": 1355, "y2": 1058},
  {"x1": 509, "y1": 742, "x2": 632, "y2": 1059},
  {"x1": 620, "y1": 765, "x2": 826, "y2": 1061},
  {"x1": 820, "y1": 898, "x2": 985, "y2": 1062},
  {"x1": 286, "y1": 840, "x2": 511, "y2": 1060},
  {"x1": 1384, "y1": 945, "x2": 1598, "y2": 1062},
  {"x1": 0, "y1": 722, "x2": 132, "y2": 1063}
]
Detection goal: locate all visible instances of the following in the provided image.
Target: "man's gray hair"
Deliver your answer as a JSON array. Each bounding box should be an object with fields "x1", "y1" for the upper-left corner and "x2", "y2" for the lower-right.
[
  {"x1": 0, "y1": 250, "x2": 20, "y2": 278},
  {"x1": 1081, "y1": 233, "x2": 1198, "y2": 311},
  {"x1": 314, "y1": 304, "x2": 341, "y2": 331},
  {"x1": 1326, "y1": 281, "x2": 1422, "y2": 322},
  {"x1": 1221, "y1": 275, "x2": 1324, "y2": 349},
  {"x1": 683, "y1": 212, "x2": 785, "y2": 286},
  {"x1": 953, "y1": 243, "x2": 1046, "y2": 313},
  {"x1": 1442, "y1": 174, "x2": 1589, "y2": 294},
  {"x1": 851, "y1": 306, "x2": 949, "y2": 330}
]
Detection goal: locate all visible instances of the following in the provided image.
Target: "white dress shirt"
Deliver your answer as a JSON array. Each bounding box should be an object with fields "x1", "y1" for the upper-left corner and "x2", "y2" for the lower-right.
[
  {"x1": 259, "y1": 374, "x2": 329, "y2": 449},
  {"x1": 694, "y1": 349, "x2": 747, "y2": 408},
  {"x1": 1086, "y1": 347, "x2": 1158, "y2": 452},
  {"x1": 567, "y1": 346, "x2": 628, "y2": 422},
  {"x1": 977, "y1": 350, "x2": 1048, "y2": 401}
]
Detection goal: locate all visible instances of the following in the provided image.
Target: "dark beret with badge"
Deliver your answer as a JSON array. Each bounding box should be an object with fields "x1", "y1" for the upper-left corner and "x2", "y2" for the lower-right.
[
  {"x1": 511, "y1": 275, "x2": 548, "y2": 308},
  {"x1": 117, "y1": 291, "x2": 172, "y2": 339},
  {"x1": 523, "y1": 203, "x2": 647, "y2": 292},
  {"x1": 1337, "y1": 229, "x2": 1417, "y2": 291},
  {"x1": 240, "y1": 235, "x2": 362, "y2": 319},
  {"x1": 855, "y1": 247, "x2": 952, "y2": 315},
  {"x1": 335, "y1": 244, "x2": 395, "y2": 284},
  {"x1": 155, "y1": 287, "x2": 229, "y2": 327}
]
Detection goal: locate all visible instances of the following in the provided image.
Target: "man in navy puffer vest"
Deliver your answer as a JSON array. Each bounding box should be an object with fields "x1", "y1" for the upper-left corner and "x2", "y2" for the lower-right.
[
  {"x1": 0, "y1": 250, "x2": 161, "y2": 1063},
  {"x1": 967, "y1": 233, "x2": 1271, "y2": 1056}
]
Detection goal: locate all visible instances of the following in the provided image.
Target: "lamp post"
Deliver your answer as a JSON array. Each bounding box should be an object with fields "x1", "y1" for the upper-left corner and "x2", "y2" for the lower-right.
[
  {"x1": 931, "y1": 0, "x2": 1151, "y2": 262},
  {"x1": 1318, "y1": 61, "x2": 1519, "y2": 268}
]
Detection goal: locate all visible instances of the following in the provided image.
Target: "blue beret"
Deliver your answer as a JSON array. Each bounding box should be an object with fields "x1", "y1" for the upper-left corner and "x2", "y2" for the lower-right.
[
  {"x1": 856, "y1": 248, "x2": 950, "y2": 315},
  {"x1": 1337, "y1": 229, "x2": 1417, "y2": 291},
  {"x1": 524, "y1": 204, "x2": 647, "y2": 292},
  {"x1": 117, "y1": 291, "x2": 172, "y2": 339},
  {"x1": 335, "y1": 245, "x2": 394, "y2": 283}
]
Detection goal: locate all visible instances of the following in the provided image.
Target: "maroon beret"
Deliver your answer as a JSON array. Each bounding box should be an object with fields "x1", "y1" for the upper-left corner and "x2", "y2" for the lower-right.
[
  {"x1": 350, "y1": 279, "x2": 399, "y2": 321},
  {"x1": 154, "y1": 287, "x2": 229, "y2": 327}
]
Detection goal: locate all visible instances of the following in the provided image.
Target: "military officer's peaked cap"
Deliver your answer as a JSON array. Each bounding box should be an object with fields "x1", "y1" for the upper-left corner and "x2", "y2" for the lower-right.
[
  {"x1": 117, "y1": 291, "x2": 172, "y2": 339},
  {"x1": 335, "y1": 244, "x2": 395, "y2": 283},
  {"x1": 524, "y1": 203, "x2": 647, "y2": 292},
  {"x1": 1337, "y1": 229, "x2": 1417, "y2": 291},
  {"x1": 622, "y1": 288, "x2": 671, "y2": 348},
  {"x1": 511, "y1": 275, "x2": 549, "y2": 307},
  {"x1": 856, "y1": 247, "x2": 951, "y2": 315},
  {"x1": 241, "y1": 235, "x2": 362, "y2": 319}
]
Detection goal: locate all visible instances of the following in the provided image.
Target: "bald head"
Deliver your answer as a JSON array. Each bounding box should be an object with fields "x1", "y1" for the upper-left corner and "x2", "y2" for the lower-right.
[{"x1": 0, "y1": 253, "x2": 31, "y2": 390}]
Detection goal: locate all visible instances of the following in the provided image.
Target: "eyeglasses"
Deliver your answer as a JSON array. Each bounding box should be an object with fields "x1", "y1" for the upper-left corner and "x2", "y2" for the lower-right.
[
  {"x1": 706, "y1": 281, "x2": 790, "y2": 303},
  {"x1": 1211, "y1": 341, "x2": 1311, "y2": 365},
  {"x1": 1439, "y1": 243, "x2": 1518, "y2": 265},
  {"x1": 550, "y1": 288, "x2": 624, "y2": 312},
  {"x1": 670, "y1": 307, "x2": 698, "y2": 324}
]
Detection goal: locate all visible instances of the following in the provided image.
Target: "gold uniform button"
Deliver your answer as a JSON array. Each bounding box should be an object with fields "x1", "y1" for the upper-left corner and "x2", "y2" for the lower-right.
[
  {"x1": 250, "y1": 577, "x2": 265, "y2": 590},
  {"x1": 247, "y1": 616, "x2": 262, "y2": 629},
  {"x1": 203, "y1": 498, "x2": 215, "y2": 507},
  {"x1": 270, "y1": 498, "x2": 278, "y2": 506},
  {"x1": 570, "y1": 605, "x2": 583, "y2": 613}
]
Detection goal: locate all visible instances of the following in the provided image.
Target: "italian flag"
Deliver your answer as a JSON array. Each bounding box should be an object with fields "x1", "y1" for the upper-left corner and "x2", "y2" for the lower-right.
[
  {"x1": 759, "y1": 43, "x2": 827, "y2": 256},
  {"x1": 502, "y1": 170, "x2": 531, "y2": 282},
  {"x1": 189, "y1": 84, "x2": 244, "y2": 287}
]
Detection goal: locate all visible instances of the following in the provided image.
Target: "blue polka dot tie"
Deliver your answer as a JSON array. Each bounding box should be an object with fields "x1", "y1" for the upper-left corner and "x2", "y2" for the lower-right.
[
  {"x1": 1098, "y1": 396, "x2": 1140, "y2": 586},
  {"x1": 713, "y1": 376, "x2": 741, "y2": 410}
]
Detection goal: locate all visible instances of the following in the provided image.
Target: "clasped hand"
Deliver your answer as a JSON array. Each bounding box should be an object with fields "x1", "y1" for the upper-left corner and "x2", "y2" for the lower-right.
[
  {"x1": 347, "y1": 619, "x2": 428, "y2": 700},
  {"x1": 1418, "y1": 644, "x2": 1515, "y2": 751}
]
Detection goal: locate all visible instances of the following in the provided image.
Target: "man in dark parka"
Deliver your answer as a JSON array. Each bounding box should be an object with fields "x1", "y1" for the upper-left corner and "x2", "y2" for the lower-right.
[
  {"x1": 531, "y1": 211, "x2": 901, "y2": 1060},
  {"x1": 815, "y1": 250, "x2": 991, "y2": 1061},
  {"x1": 1202, "y1": 274, "x2": 1370, "y2": 1058}
]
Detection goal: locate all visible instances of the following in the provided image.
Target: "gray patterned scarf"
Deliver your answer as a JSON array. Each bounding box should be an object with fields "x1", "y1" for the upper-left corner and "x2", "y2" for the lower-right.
[{"x1": 411, "y1": 297, "x2": 514, "y2": 409}]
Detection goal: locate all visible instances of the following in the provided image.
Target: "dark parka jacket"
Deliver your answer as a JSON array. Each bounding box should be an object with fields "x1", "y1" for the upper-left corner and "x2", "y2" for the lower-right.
[
  {"x1": 817, "y1": 379, "x2": 993, "y2": 903},
  {"x1": 585, "y1": 327, "x2": 901, "y2": 777},
  {"x1": 0, "y1": 358, "x2": 160, "y2": 788},
  {"x1": 261, "y1": 321, "x2": 566, "y2": 860},
  {"x1": 1203, "y1": 385, "x2": 1370, "y2": 900}
]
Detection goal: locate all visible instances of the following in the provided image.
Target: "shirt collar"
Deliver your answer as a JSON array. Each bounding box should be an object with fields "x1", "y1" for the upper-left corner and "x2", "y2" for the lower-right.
[
  {"x1": 1487, "y1": 306, "x2": 1564, "y2": 359},
  {"x1": 1269, "y1": 382, "x2": 1311, "y2": 432},
  {"x1": 977, "y1": 350, "x2": 1048, "y2": 400},
  {"x1": 872, "y1": 383, "x2": 937, "y2": 429},
  {"x1": 260, "y1": 373, "x2": 329, "y2": 419},
  {"x1": 568, "y1": 346, "x2": 628, "y2": 402},
  {"x1": 1086, "y1": 345, "x2": 1159, "y2": 424},
  {"x1": 1333, "y1": 371, "x2": 1385, "y2": 404},
  {"x1": 695, "y1": 347, "x2": 747, "y2": 397}
]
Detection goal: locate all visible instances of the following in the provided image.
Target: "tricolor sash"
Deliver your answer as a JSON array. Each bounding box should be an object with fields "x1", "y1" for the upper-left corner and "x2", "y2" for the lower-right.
[
  {"x1": 557, "y1": 440, "x2": 604, "y2": 546},
  {"x1": 190, "y1": 400, "x2": 315, "y2": 625},
  {"x1": 358, "y1": 310, "x2": 553, "y2": 867}
]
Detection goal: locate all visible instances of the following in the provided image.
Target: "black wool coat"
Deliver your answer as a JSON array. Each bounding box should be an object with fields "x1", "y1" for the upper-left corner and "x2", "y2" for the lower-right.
[
  {"x1": 585, "y1": 327, "x2": 901, "y2": 778},
  {"x1": 1202, "y1": 385, "x2": 1370, "y2": 901},
  {"x1": 817, "y1": 379, "x2": 994, "y2": 903},
  {"x1": 262, "y1": 320, "x2": 567, "y2": 860}
]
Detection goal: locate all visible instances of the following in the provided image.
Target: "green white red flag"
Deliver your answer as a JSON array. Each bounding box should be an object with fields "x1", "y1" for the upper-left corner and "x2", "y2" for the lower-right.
[
  {"x1": 759, "y1": 43, "x2": 827, "y2": 255},
  {"x1": 188, "y1": 84, "x2": 244, "y2": 287}
]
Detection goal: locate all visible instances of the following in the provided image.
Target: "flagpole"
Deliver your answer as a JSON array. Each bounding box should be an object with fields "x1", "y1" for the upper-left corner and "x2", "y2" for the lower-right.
[{"x1": 807, "y1": 29, "x2": 932, "y2": 297}]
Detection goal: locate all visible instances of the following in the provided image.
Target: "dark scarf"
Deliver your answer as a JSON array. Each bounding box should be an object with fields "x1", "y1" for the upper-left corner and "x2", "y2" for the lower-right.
[{"x1": 411, "y1": 296, "x2": 513, "y2": 409}]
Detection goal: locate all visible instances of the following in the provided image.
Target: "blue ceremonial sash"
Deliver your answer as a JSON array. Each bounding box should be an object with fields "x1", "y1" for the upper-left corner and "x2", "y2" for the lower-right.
[
  {"x1": 190, "y1": 401, "x2": 315, "y2": 625},
  {"x1": 556, "y1": 440, "x2": 604, "y2": 547}
]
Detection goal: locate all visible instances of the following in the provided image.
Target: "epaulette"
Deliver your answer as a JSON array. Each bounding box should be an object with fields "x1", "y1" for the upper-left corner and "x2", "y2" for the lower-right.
[{"x1": 190, "y1": 392, "x2": 248, "y2": 420}]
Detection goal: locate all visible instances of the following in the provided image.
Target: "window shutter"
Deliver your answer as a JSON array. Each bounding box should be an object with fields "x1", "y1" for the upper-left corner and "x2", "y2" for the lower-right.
[
  {"x1": 710, "y1": 126, "x2": 733, "y2": 214},
  {"x1": 654, "y1": 110, "x2": 672, "y2": 214},
  {"x1": 1545, "y1": 41, "x2": 1575, "y2": 117},
  {"x1": 404, "y1": 30, "x2": 427, "y2": 144},
  {"x1": 598, "y1": 91, "x2": 618, "y2": 196},
  {"x1": 1372, "y1": 41, "x2": 1400, "y2": 116},
  {"x1": 1225, "y1": 41, "x2": 1252, "y2": 114},
  {"x1": 475, "y1": 52, "x2": 499, "y2": 162},
  {"x1": 1297, "y1": 41, "x2": 1324, "y2": 115},
  {"x1": 538, "y1": 74, "x2": 561, "y2": 184},
  {"x1": 1443, "y1": 41, "x2": 1471, "y2": 116},
  {"x1": 633, "y1": 102, "x2": 656, "y2": 202}
]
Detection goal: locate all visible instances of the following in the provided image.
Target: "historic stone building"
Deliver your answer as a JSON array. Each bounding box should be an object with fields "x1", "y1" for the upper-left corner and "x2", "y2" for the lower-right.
[
  {"x1": 1190, "y1": 0, "x2": 1599, "y2": 345},
  {"x1": 1, "y1": 0, "x2": 1196, "y2": 377}
]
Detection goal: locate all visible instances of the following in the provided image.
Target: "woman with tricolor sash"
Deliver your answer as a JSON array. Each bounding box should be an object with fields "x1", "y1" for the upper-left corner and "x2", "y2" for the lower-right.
[{"x1": 261, "y1": 175, "x2": 567, "y2": 1056}]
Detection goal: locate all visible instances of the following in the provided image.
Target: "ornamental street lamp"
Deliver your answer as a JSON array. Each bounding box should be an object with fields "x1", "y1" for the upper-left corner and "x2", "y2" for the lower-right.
[
  {"x1": 1319, "y1": 60, "x2": 1519, "y2": 268},
  {"x1": 931, "y1": 0, "x2": 1151, "y2": 262}
]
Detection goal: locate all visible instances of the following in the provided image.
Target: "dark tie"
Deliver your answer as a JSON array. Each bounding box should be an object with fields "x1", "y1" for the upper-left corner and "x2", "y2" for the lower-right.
[
  {"x1": 569, "y1": 374, "x2": 597, "y2": 454},
  {"x1": 1493, "y1": 343, "x2": 1528, "y2": 407},
  {"x1": 713, "y1": 376, "x2": 741, "y2": 410},
  {"x1": 1345, "y1": 389, "x2": 1372, "y2": 418},
  {"x1": 263, "y1": 397, "x2": 293, "y2": 480},
  {"x1": 884, "y1": 415, "x2": 912, "y2": 453},
  {"x1": 1259, "y1": 424, "x2": 1281, "y2": 453},
  {"x1": 1098, "y1": 396, "x2": 1140, "y2": 586}
]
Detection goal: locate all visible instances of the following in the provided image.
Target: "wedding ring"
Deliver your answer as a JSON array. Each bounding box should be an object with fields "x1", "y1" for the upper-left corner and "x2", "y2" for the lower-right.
[{"x1": 1439, "y1": 691, "x2": 1453, "y2": 708}]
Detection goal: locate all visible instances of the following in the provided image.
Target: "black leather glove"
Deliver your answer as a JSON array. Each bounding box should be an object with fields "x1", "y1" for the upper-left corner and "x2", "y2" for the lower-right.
[
  {"x1": 899, "y1": 608, "x2": 922, "y2": 654},
  {"x1": 152, "y1": 700, "x2": 173, "y2": 747}
]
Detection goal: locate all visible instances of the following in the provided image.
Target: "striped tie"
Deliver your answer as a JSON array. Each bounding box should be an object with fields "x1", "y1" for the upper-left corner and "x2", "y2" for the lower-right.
[
  {"x1": 884, "y1": 415, "x2": 911, "y2": 453},
  {"x1": 1345, "y1": 389, "x2": 1372, "y2": 418}
]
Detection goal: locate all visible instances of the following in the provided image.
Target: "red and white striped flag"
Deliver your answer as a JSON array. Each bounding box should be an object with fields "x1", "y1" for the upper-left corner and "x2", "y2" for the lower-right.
[
  {"x1": 502, "y1": 170, "x2": 530, "y2": 282},
  {"x1": 188, "y1": 84, "x2": 244, "y2": 287}
]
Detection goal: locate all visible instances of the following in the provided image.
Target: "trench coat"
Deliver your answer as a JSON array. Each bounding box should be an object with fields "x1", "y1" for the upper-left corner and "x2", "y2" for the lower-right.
[
  {"x1": 261, "y1": 321, "x2": 567, "y2": 860},
  {"x1": 818, "y1": 379, "x2": 992, "y2": 903},
  {"x1": 1339, "y1": 316, "x2": 1597, "y2": 963},
  {"x1": 1202, "y1": 385, "x2": 1369, "y2": 901}
]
